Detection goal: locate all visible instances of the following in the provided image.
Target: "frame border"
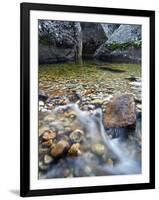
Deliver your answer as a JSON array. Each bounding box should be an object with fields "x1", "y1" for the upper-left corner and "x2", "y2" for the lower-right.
[{"x1": 20, "y1": 2, "x2": 155, "y2": 197}]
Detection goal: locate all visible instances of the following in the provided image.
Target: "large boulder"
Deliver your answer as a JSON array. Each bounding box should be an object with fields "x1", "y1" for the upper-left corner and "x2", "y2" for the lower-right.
[
  {"x1": 80, "y1": 22, "x2": 107, "y2": 58},
  {"x1": 94, "y1": 25, "x2": 141, "y2": 63},
  {"x1": 103, "y1": 94, "x2": 136, "y2": 128},
  {"x1": 39, "y1": 20, "x2": 82, "y2": 64},
  {"x1": 101, "y1": 24, "x2": 120, "y2": 38}
]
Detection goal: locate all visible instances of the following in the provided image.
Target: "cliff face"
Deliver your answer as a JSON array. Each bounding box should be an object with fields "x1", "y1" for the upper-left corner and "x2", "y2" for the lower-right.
[
  {"x1": 39, "y1": 20, "x2": 82, "y2": 64},
  {"x1": 80, "y1": 22, "x2": 107, "y2": 58},
  {"x1": 39, "y1": 20, "x2": 141, "y2": 64},
  {"x1": 94, "y1": 25, "x2": 141, "y2": 63}
]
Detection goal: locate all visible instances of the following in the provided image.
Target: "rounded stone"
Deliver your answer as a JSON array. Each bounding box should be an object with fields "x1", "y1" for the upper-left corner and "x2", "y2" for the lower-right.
[
  {"x1": 50, "y1": 140, "x2": 70, "y2": 157},
  {"x1": 69, "y1": 129, "x2": 84, "y2": 143},
  {"x1": 106, "y1": 158, "x2": 114, "y2": 167},
  {"x1": 42, "y1": 130, "x2": 56, "y2": 140},
  {"x1": 68, "y1": 143, "x2": 81, "y2": 156},
  {"x1": 44, "y1": 154, "x2": 53, "y2": 164},
  {"x1": 91, "y1": 143, "x2": 106, "y2": 156}
]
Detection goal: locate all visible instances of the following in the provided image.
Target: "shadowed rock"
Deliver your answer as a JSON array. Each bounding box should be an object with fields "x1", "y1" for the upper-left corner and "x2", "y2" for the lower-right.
[{"x1": 39, "y1": 20, "x2": 82, "y2": 64}]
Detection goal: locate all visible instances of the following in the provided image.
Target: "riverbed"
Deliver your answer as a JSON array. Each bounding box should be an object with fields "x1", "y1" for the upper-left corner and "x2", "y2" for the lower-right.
[{"x1": 38, "y1": 61, "x2": 142, "y2": 179}]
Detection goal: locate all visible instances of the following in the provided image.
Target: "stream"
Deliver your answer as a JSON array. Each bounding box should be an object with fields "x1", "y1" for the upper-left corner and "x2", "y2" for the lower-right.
[{"x1": 38, "y1": 61, "x2": 142, "y2": 179}]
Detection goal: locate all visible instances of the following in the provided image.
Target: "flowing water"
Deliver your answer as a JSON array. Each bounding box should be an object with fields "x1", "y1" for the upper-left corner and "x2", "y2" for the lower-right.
[{"x1": 38, "y1": 61, "x2": 142, "y2": 179}]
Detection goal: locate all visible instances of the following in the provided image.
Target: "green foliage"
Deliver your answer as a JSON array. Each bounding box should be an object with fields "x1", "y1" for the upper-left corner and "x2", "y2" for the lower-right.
[{"x1": 107, "y1": 41, "x2": 141, "y2": 51}]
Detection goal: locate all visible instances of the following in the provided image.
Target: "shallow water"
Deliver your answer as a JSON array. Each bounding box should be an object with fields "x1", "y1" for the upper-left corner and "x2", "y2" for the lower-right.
[
  {"x1": 38, "y1": 61, "x2": 142, "y2": 179},
  {"x1": 39, "y1": 61, "x2": 141, "y2": 97}
]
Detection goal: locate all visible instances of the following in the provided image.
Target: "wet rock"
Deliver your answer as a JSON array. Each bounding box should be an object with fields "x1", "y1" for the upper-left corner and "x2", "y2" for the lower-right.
[
  {"x1": 84, "y1": 166, "x2": 92, "y2": 175},
  {"x1": 63, "y1": 169, "x2": 71, "y2": 177},
  {"x1": 50, "y1": 140, "x2": 70, "y2": 157},
  {"x1": 106, "y1": 158, "x2": 114, "y2": 167},
  {"x1": 83, "y1": 89, "x2": 94, "y2": 95},
  {"x1": 69, "y1": 129, "x2": 84, "y2": 143},
  {"x1": 39, "y1": 90, "x2": 48, "y2": 101},
  {"x1": 129, "y1": 82, "x2": 141, "y2": 87},
  {"x1": 134, "y1": 95, "x2": 141, "y2": 104},
  {"x1": 104, "y1": 94, "x2": 136, "y2": 128},
  {"x1": 39, "y1": 147, "x2": 49, "y2": 155},
  {"x1": 88, "y1": 104, "x2": 95, "y2": 110},
  {"x1": 42, "y1": 139, "x2": 53, "y2": 147},
  {"x1": 64, "y1": 126, "x2": 72, "y2": 133},
  {"x1": 39, "y1": 161, "x2": 49, "y2": 171},
  {"x1": 125, "y1": 75, "x2": 139, "y2": 82},
  {"x1": 136, "y1": 104, "x2": 142, "y2": 111},
  {"x1": 44, "y1": 154, "x2": 53, "y2": 164},
  {"x1": 91, "y1": 99, "x2": 104, "y2": 105},
  {"x1": 91, "y1": 143, "x2": 106, "y2": 156},
  {"x1": 39, "y1": 126, "x2": 50, "y2": 136},
  {"x1": 42, "y1": 130, "x2": 56, "y2": 140},
  {"x1": 44, "y1": 114, "x2": 56, "y2": 122},
  {"x1": 68, "y1": 92, "x2": 81, "y2": 103},
  {"x1": 68, "y1": 143, "x2": 81, "y2": 156}
]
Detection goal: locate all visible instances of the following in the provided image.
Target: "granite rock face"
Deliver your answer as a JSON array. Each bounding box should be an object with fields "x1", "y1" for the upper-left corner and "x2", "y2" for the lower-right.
[
  {"x1": 39, "y1": 21, "x2": 141, "y2": 64},
  {"x1": 94, "y1": 25, "x2": 141, "y2": 63},
  {"x1": 39, "y1": 20, "x2": 82, "y2": 64},
  {"x1": 101, "y1": 24, "x2": 120, "y2": 38},
  {"x1": 80, "y1": 22, "x2": 107, "y2": 58}
]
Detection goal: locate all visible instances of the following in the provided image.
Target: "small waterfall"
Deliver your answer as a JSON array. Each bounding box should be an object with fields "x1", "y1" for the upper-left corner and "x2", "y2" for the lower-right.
[{"x1": 41, "y1": 103, "x2": 141, "y2": 178}]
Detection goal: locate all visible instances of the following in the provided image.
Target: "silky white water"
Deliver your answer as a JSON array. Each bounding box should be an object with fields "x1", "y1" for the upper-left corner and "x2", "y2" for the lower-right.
[{"x1": 42, "y1": 103, "x2": 141, "y2": 178}]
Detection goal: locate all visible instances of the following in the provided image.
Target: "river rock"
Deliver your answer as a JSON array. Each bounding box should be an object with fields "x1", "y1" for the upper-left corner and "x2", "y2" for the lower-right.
[
  {"x1": 44, "y1": 154, "x2": 53, "y2": 164},
  {"x1": 42, "y1": 139, "x2": 53, "y2": 147},
  {"x1": 39, "y1": 161, "x2": 49, "y2": 171},
  {"x1": 50, "y1": 140, "x2": 70, "y2": 157},
  {"x1": 39, "y1": 90, "x2": 48, "y2": 101},
  {"x1": 91, "y1": 143, "x2": 106, "y2": 156},
  {"x1": 91, "y1": 99, "x2": 104, "y2": 105},
  {"x1": 42, "y1": 130, "x2": 56, "y2": 140},
  {"x1": 44, "y1": 114, "x2": 56, "y2": 122},
  {"x1": 103, "y1": 94, "x2": 136, "y2": 128},
  {"x1": 106, "y1": 158, "x2": 114, "y2": 167},
  {"x1": 68, "y1": 143, "x2": 81, "y2": 156},
  {"x1": 39, "y1": 126, "x2": 50, "y2": 136},
  {"x1": 69, "y1": 129, "x2": 84, "y2": 143}
]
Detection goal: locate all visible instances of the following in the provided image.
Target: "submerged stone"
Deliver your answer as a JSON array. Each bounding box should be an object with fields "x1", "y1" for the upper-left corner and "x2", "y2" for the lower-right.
[
  {"x1": 68, "y1": 143, "x2": 81, "y2": 156},
  {"x1": 42, "y1": 130, "x2": 56, "y2": 140},
  {"x1": 91, "y1": 143, "x2": 106, "y2": 156},
  {"x1": 44, "y1": 154, "x2": 53, "y2": 164},
  {"x1": 50, "y1": 140, "x2": 70, "y2": 157},
  {"x1": 69, "y1": 129, "x2": 84, "y2": 143}
]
